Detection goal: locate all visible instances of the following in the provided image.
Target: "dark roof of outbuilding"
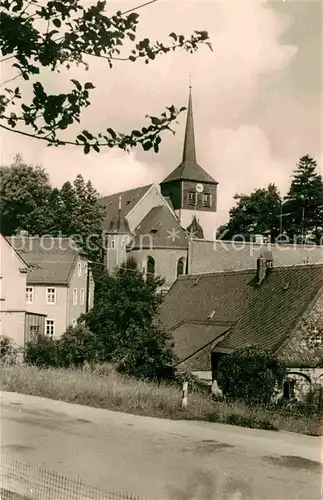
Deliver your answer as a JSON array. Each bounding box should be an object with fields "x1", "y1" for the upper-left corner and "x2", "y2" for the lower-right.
[
  {"x1": 6, "y1": 237, "x2": 86, "y2": 285},
  {"x1": 159, "y1": 264, "x2": 323, "y2": 359},
  {"x1": 172, "y1": 321, "x2": 231, "y2": 371},
  {"x1": 130, "y1": 205, "x2": 188, "y2": 250}
]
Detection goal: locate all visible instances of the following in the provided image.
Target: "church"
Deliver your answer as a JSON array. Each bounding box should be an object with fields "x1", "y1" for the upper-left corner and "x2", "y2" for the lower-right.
[{"x1": 99, "y1": 88, "x2": 219, "y2": 291}]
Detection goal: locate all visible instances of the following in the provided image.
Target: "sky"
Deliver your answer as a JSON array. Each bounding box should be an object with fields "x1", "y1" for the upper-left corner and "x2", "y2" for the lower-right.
[{"x1": 1, "y1": 0, "x2": 322, "y2": 225}]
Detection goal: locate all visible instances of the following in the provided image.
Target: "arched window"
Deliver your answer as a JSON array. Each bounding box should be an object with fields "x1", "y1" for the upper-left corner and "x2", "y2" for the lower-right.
[
  {"x1": 177, "y1": 257, "x2": 185, "y2": 277},
  {"x1": 146, "y1": 256, "x2": 155, "y2": 277}
]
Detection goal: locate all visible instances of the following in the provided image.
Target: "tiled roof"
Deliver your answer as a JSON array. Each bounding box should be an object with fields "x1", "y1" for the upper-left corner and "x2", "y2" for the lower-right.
[
  {"x1": 131, "y1": 206, "x2": 188, "y2": 249},
  {"x1": 99, "y1": 184, "x2": 152, "y2": 231},
  {"x1": 161, "y1": 161, "x2": 217, "y2": 184},
  {"x1": 6, "y1": 237, "x2": 86, "y2": 285},
  {"x1": 159, "y1": 264, "x2": 323, "y2": 359},
  {"x1": 172, "y1": 321, "x2": 231, "y2": 371}
]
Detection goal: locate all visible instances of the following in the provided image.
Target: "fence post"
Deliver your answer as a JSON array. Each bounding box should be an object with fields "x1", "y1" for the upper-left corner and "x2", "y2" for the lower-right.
[{"x1": 182, "y1": 381, "x2": 188, "y2": 409}]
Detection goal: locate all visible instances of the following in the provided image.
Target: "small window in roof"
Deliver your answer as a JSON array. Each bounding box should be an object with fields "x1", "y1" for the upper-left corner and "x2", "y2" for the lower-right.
[{"x1": 208, "y1": 310, "x2": 215, "y2": 319}]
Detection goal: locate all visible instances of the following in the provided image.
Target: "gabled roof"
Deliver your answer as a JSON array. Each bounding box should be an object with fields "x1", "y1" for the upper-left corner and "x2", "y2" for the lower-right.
[
  {"x1": 159, "y1": 264, "x2": 323, "y2": 359},
  {"x1": 130, "y1": 205, "x2": 188, "y2": 250},
  {"x1": 1, "y1": 233, "x2": 29, "y2": 272},
  {"x1": 6, "y1": 237, "x2": 86, "y2": 285},
  {"x1": 161, "y1": 88, "x2": 218, "y2": 185},
  {"x1": 172, "y1": 321, "x2": 231, "y2": 371},
  {"x1": 99, "y1": 184, "x2": 152, "y2": 231}
]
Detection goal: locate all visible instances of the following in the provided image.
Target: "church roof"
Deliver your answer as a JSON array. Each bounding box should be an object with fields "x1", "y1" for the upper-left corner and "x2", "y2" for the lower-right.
[
  {"x1": 99, "y1": 184, "x2": 152, "y2": 231},
  {"x1": 161, "y1": 88, "x2": 218, "y2": 185},
  {"x1": 186, "y1": 216, "x2": 204, "y2": 239},
  {"x1": 109, "y1": 211, "x2": 130, "y2": 234},
  {"x1": 130, "y1": 205, "x2": 188, "y2": 250}
]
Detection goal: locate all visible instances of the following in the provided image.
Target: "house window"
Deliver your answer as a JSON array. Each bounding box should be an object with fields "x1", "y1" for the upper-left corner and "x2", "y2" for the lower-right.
[
  {"x1": 78, "y1": 262, "x2": 82, "y2": 277},
  {"x1": 177, "y1": 258, "x2": 185, "y2": 277},
  {"x1": 283, "y1": 380, "x2": 295, "y2": 399},
  {"x1": 146, "y1": 256, "x2": 155, "y2": 277},
  {"x1": 202, "y1": 193, "x2": 212, "y2": 208},
  {"x1": 188, "y1": 191, "x2": 197, "y2": 206},
  {"x1": 46, "y1": 288, "x2": 56, "y2": 304},
  {"x1": 26, "y1": 287, "x2": 34, "y2": 304},
  {"x1": 45, "y1": 319, "x2": 55, "y2": 337},
  {"x1": 73, "y1": 288, "x2": 77, "y2": 305},
  {"x1": 110, "y1": 239, "x2": 115, "y2": 249},
  {"x1": 29, "y1": 325, "x2": 40, "y2": 339},
  {"x1": 80, "y1": 288, "x2": 85, "y2": 305},
  {"x1": 84, "y1": 262, "x2": 88, "y2": 274}
]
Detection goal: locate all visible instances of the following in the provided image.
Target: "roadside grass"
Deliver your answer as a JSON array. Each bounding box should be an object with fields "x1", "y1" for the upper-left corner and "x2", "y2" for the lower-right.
[{"x1": 0, "y1": 364, "x2": 321, "y2": 436}]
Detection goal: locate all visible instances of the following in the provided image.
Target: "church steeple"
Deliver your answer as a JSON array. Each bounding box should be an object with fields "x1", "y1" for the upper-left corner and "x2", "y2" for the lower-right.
[
  {"x1": 182, "y1": 86, "x2": 196, "y2": 164},
  {"x1": 160, "y1": 85, "x2": 218, "y2": 241},
  {"x1": 161, "y1": 87, "x2": 217, "y2": 185}
]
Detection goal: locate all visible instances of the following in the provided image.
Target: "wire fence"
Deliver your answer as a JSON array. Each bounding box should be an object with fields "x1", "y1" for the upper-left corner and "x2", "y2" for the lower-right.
[{"x1": 0, "y1": 457, "x2": 152, "y2": 500}]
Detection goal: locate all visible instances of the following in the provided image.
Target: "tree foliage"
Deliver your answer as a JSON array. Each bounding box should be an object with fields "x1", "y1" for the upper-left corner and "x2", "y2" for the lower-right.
[
  {"x1": 24, "y1": 324, "x2": 100, "y2": 368},
  {"x1": 217, "y1": 345, "x2": 286, "y2": 405},
  {"x1": 0, "y1": 155, "x2": 105, "y2": 259},
  {"x1": 0, "y1": 154, "x2": 52, "y2": 235},
  {"x1": 217, "y1": 155, "x2": 323, "y2": 244},
  {"x1": 0, "y1": 0, "x2": 211, "y2": 153},
  {"x1": 217, "y1": 184, "x2": 282, "y2": 241},
  {"x1": 25, "y1": 260, "x2": 175, "y2": 380},
  {"x1": 85, "y1": 257, "x2": 175, "y2": 380},
  {"x1": 284, "y1": 155, "x2": 323, "y2": 244}
]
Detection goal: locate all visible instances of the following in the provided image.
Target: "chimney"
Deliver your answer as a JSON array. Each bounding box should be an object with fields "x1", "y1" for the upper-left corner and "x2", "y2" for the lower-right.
[
  {"x1": 256, "y1": 257, "x2": 267, "y2": 285},
  {"x1": 256, "y1": 250, "x2": 273, "y2": 286}
]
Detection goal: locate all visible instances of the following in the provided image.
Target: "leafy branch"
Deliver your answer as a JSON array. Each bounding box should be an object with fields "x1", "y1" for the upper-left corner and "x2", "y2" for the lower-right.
[{"x1": 0, "y1": 0, "x2": 211, "y2": 153}]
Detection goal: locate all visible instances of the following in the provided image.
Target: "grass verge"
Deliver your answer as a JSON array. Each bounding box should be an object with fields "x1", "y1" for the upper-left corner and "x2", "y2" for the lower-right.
[{"x1": 0, "y1": 364, "x2": 321, "y2": 436}]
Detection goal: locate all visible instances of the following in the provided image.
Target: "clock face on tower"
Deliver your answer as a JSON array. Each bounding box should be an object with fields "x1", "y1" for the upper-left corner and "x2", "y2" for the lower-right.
[{"x1": 196, "y1": 183, "x2": 204, "y2": 193}]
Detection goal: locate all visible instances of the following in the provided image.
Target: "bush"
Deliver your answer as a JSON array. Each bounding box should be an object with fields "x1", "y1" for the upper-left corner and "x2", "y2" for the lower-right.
[
  {"x1": 217, "y1": 345, "x2": 286, "y2": 405},
  {"x1": 59, "y1": 325, "x2": 103, "y2": 367},
  {"x1": 24, "y1": 325, "x2": 104, "y2": 368},
  {"x1": 24, "y1": 335, "x2": 61, "y2": 368},
  {"x1": 114, "y1": 324, "x2": 175, "y2": 381},
  {"x1": 0, "y1": 335, "x2": 20, "y2": 364}
]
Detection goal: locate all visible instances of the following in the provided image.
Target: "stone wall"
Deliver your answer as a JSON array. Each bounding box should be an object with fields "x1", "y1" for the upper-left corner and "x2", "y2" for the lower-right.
[
  {"x1": 284, "y1": 368, "x2": 323, "y2": 401},
  {"x1": 278, "y1": 288, "x2": 323, "y2": 366}
]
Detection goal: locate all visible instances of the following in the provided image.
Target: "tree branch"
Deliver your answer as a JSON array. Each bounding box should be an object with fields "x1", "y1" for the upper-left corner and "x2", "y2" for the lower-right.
[
  {"x1": 120, "y1": 0, "x2": 158, "y2": 16},
  {"x1": 1, "y1": 72, "x2": 24, "y2": 87}
]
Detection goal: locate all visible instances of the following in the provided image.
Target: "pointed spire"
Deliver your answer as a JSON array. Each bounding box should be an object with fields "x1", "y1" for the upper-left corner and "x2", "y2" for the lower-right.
[{"x1": 182, "y1": 86, "x2": 196, "y2": 163}]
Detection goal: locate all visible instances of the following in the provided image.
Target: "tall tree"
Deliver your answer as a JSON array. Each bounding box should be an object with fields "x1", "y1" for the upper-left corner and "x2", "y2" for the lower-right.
[
  {"x1": 55, "y1": 175, "x2": 105, "y2": 259},
  {"x1": 0, "y1": 0, "x2": 211, "y2": 154},
  {"x1": 85, "y1": 258, "x2": 174, "y2": 380},
  {"x1": 284, "y1": 155, "x2": 323, "y2": 244},
  {"x1": 217, "y1": 184, "x2": 282, "y2": 242},
  {"x1": 0, "y1": 157, "x2": 105, "y2": 259},
  {"x1": 0, "y1": 154, "x2": 52, "y2": 235}
]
